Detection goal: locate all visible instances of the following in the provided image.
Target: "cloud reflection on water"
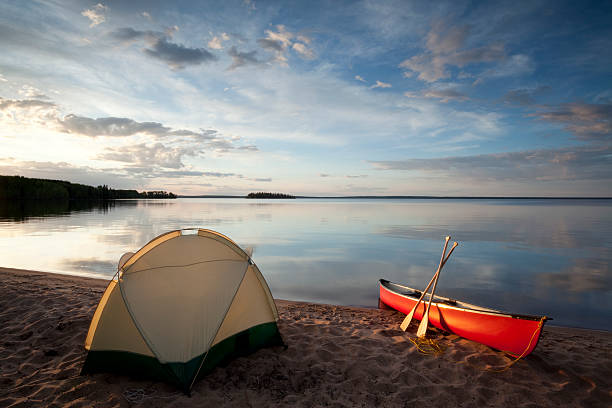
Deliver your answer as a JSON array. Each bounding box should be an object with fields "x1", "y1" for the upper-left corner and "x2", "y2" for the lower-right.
[{"x1": 0, "y1": 198, "x2": 610, "y2": 330}]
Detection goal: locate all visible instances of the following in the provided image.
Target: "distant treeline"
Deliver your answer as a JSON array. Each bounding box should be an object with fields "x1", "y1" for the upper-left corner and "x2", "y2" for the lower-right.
[
  {"x1": 0, "y1": 175, "x2": 176, "y2": 200},
  {"x1": 246, "y1": 192, "x2": 296, "y2": 199}
]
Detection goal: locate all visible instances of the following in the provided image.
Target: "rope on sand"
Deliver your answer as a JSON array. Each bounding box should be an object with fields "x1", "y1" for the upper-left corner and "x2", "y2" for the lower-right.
[
  {"x1": 487, "y1": 316, "x2": 546, "y2": 372},
  {"x1": 409, "y1": 337, "x2": 446, "y2": 355},
  {"x1": 456, "y1": 317, "x2": 547, "y2": 372}
]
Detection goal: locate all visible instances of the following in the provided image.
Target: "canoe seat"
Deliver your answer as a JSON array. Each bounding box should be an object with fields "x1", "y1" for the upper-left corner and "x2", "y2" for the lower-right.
[{"x1": 443, "y1": 299, "x2": 457, "y2": 305}]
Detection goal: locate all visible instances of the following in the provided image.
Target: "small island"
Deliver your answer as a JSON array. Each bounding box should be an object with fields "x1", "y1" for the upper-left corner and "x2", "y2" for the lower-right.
[{"x1": 246, "y1": 192, "x2": 296, "y2": 199}]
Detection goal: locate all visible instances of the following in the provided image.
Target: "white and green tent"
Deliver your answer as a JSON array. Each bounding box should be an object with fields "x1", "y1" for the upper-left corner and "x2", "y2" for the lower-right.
[{"x1": 82, "y1": 229, "x2": 284, "y2": 393}]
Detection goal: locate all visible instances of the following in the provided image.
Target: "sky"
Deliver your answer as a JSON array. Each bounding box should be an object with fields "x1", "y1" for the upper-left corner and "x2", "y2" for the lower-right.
[{"x1": 0, "y1": 0, "x2": 611, "y2": 196}]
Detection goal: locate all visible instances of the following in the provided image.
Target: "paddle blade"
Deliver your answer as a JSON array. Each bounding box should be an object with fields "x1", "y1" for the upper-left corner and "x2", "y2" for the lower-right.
[
  {"x1": 416, "y1": 312, "x2": 429, "y2": 338},
  {"x1": 400, "y1": 309, "x2": 415, "y2": 331}
]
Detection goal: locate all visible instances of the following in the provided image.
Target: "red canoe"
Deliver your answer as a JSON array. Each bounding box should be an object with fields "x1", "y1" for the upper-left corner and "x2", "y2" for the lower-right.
[{"x1": 379, "y1": 279, "x2": 550, "y2": 357}]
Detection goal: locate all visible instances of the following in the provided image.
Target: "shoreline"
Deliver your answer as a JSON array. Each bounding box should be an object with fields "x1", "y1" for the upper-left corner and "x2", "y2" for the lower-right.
[
  {"x1": 2, "y1": 266, "x2": 608, "y2": 333},
  {"x1": 1, "y1": 267, "x2": 611, "y2": 407}
]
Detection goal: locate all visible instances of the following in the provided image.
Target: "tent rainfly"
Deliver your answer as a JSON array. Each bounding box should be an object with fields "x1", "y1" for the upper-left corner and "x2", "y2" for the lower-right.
[{"x1": 81, "y1": 229, "x2": 284, "y2": 393}]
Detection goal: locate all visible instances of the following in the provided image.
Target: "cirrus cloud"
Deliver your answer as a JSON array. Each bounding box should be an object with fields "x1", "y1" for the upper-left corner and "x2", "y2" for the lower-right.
[
  {"x1": 533, "y1": 103, "x2": 612, "y2": 141},
  {"x1": 399, "y1": 22, "x2": 505, "y2": 83},
  {"x1": 405, "y1": 88, "x2": 469, "y2": 103},
  {"x1": 370, "y1": 145, "x2": 612, "y2": 183}
]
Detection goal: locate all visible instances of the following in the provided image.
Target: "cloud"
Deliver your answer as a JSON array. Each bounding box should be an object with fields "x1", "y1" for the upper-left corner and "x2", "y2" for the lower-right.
[
  {"x1": 422, "y1": 89, "x2": 468, "y2": 103},
  {"x1": 123, "y1": 166, "x2": 221, "y2": 179},
  {"x1": 257, "y1": 38, "x2": 284, "y2": 52},
  {"x1": 0, "y1": 158, "x2": 134, "y2": 188},
  {"x1": 370, "y1": 80, "x2": 392, "y2": 89},
  {"x1": 370, "y1": 145, "x2": 612, "y2": 182},
  {"x1": 202, "y1": 171, "x2": 238, "y2": 178},
  {"x1": 425, "y1": 24, "x2": 470, "y2": 54},
  {"x1": 160, "y1": 170, "x2": 249, "y2": 179},
  {"x1": 227, "y1": 46, "x2": 264, "y2": 70},
  {"x1": 208, "y1": 33, "x2": 229, "y2": 50},
  {"x1": 292, "y1": 42, "x2": 315, "y2": 59},
  {"x1": 473, "y1": 54, "x2": 535, "y2": 85},
  {"x1": 0, "y1": 97, "x2": 59, "y2": 125},
  {"x1": 57, "y1": 113, "x2": 257, "y2": 153},
  {"x1": 59, "y1": 115, "x2": 172, "y2": 137},
  {"x1": 81, "y1": 3, "x2": 107, "y2": 28},
  {"x1": 451, "y1": 44, "x2": 505, "y2": 66},
  {"x1": 0, "y1": 98, "x2": 56, "y2": 111},
  {"x1": 238, "y1": 145, "x2": 259, "y2": 151},
  {"x1": 110, "y1": 27, "x2": 161, "y2": 43},
  {"x1": 141, "y1": 11, "x2": 152, "y2": 21},
  {"x1": 143, "y1": 38, "x2": 216, "y2": 70},
  {"x1": 354, "y1": 75, "x2": 366, "y2": 82},
  {"x1": 254, "y1": 177, "x2": 272, "y2": 182},
  {"x1": 2, "y1": 97, "x2": 257, "y2": 158},
  {"x1": 503, "y1": 86, "x2": 551, "y2": 106},
  {"x1": 204, "y1": 138, "x2": 231, "y2": 151},
  {"x1": 0, "y1": 73, "x2": 7, "y2": 82},
  {"x1": 160, "y1": 170, "x2": 206, "y2": 177},
  {"x1": 405, "y1": 88, "x2": 469, "y2": 103},
  {"x1": 110, "y1": 27, "x2": 216, "y2": 70},
  {"x1": 97, "y1": 143, "x2": 198, "y2": 169},
  {"x1": 399, "y1": 22, "x2": 505, "y2": 82},
  {"x1": 263, "y1": 25, "x2": 293, "y2": 48},
  {"x1": 533, "y1": 103, "x2": 612, "y2": 141},
  {"x1": 296, "y1": 35, "x2": 311, "y2": 45},
  {"x1": 18, "y1": 85, "x2": 49, "y2": 99},
  {"x1": 0, "y1": 158, "x2": 251, "y2": 189},
  {"x1": 257, "y1": 26, "x2": 291, "y2": 66},
  {"x1": 256, "y1": 25, "x2": 315, "y2": 65}
]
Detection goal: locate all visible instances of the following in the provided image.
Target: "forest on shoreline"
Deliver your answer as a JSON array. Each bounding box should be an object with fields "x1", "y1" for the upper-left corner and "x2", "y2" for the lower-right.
[{"x1": 0, "y1": 175, "x2": 176, "y2": 200}]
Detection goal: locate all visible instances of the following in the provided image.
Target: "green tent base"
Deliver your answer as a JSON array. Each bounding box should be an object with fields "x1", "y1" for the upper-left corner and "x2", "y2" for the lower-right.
[{"x1": 82, "y1": 321, "x2": 285, "y2": 394}]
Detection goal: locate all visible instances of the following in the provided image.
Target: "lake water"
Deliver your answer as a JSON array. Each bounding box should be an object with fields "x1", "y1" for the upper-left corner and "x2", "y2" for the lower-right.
[{"x1": 0, "y1": 198, "x2": 610, "y2": 331}]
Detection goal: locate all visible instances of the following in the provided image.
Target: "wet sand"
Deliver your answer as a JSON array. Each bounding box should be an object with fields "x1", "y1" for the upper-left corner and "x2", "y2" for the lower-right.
[{"x1": 1, "y1": 267, "x2": 611, "y2": 407}]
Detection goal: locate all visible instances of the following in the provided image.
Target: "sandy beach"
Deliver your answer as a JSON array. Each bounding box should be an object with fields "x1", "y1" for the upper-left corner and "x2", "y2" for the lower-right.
[{"x1": 0, "y1": 267, "x2": 610, "y2": 407}]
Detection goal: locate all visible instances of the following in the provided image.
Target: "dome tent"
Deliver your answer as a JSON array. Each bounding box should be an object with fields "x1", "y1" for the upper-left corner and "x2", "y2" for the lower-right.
[{"x1": 81, "y1": 229, "x2": 284, "y2": 393}]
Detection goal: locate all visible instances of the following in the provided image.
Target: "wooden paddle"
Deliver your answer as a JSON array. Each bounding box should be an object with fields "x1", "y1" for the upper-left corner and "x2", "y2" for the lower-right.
[
  {"x1": 400, "y1": 236, "x2": 450, "y2": 331},
  {"x1": 417, "y1": 240, "x2": 458, "y2": 338}
]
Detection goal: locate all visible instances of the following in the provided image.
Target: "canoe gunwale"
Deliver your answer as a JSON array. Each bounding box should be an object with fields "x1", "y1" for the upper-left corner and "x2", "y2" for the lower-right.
[{"x1": 379, "y1": 279, "x2": 550, "y2": 322}]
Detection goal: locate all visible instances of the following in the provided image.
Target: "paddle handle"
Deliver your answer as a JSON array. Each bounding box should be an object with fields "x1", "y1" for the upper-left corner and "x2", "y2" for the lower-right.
[
  {"x1": 426, "y1": 242, "x2": 457, "y2": 307},
  {"x1": 417, "y1": 242, "x2": 458, "y2": 337},
  {"x1": 419, "y1": 237, "x2": 451, "y2": 304}
]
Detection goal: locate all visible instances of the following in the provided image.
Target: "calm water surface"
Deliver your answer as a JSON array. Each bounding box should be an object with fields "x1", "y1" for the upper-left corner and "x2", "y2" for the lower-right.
[{"x1": 0, "y1": 198, "x2": 610, "y2": 331}]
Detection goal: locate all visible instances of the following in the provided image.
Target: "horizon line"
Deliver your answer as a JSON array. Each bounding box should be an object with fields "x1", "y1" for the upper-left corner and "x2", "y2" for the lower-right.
[{"x1": 178, "y1": 195, "x2": 612, "y2": 199}]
